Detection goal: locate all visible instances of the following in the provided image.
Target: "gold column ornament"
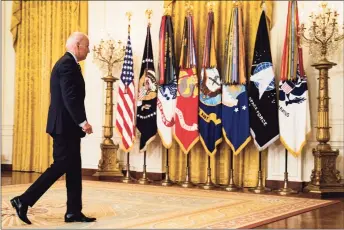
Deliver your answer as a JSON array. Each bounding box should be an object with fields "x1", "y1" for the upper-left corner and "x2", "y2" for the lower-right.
[
  {"x1": 299, "y1": 2, "x2": 344, "y2": 194},
  {"x1": 92, "y1": 36, "x2": 126, "y2": 177}
]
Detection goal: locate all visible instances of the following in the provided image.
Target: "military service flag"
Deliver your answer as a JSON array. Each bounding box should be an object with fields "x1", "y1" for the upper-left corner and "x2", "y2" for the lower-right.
[
  {"x1": 174, "y1": 15, "x2": 199, "y2": 154},
  {"x1": 248, "y1": 11, "x2": 279, "y2": 151},
  {"x1": 157, "y1": 15, "x2": 177, "y2": 149},
  {"x1": 199, "y1": 11, "x2": 222, "y2": 156},
  {"x1": 279, "y1": 1, "x2": 311, "y2": 157},
  {"x1": 222, "y1": 5, "x2": 251, "y2": 155}
]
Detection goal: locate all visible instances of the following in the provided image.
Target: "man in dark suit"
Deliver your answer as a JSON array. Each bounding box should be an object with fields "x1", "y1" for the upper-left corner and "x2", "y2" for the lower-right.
[{"x1": 10, "y1": 32, "x2": 96, "y2": 224}]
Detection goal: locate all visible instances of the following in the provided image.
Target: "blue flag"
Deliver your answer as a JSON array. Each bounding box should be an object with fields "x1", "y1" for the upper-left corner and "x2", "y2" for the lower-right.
[
  {"x1": 222, "y1": 6, "x2": 251, "y2": 155},
  {"x1": 222, "y1": 85, "x2": 251, "y2": 155},
  {"x1": 199, "y1": 11, "x2": 222, "y2": 156}
]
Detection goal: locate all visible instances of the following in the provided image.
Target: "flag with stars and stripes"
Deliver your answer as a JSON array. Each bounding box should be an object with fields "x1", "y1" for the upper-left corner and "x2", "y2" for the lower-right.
[
  {"x1": 136, "y1": 24, "x2": 157, "y2": 152},
  {"x1": 248, "y1": 10, "x2": 279, "y2": 151},
  {"x1": 199, "y1": 11, "x2": 222, "y2": 156},
  {"x1": 115, "y1": 34, "x2": 136, "y2": 152},
  {"x1": 222, "y1": 5, "x2": 251, "y2": 155},
  {"x1": 279, "y1": 1, "x2": 311, "y2": 157},
  {"x1": 157, "y1": 15, "x2": 177, "y2": 149}
]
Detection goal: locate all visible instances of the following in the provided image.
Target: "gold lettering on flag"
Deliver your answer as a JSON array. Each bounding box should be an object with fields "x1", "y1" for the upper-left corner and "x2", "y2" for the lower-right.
[{"x1": 199, "y1": 108, "x2": 221, "y2": 125}]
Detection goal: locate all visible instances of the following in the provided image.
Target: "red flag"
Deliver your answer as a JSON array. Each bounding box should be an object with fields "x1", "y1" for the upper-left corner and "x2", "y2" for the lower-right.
[
  {"x1": 174, "y1": 67, "x2": 199, "y2": 153},
  {"x1": 174, "y1": 15, "x2": 199, "y2": 154}
]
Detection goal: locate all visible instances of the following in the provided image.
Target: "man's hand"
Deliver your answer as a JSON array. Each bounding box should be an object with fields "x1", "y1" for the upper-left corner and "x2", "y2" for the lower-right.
[{"x1": 82, "y1": 122, "x2": 93, "y2": 134}]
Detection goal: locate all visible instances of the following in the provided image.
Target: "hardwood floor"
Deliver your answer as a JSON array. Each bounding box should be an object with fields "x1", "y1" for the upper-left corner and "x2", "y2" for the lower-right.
[{"x1": 1, "y1": 171, "x2": 343, "y2": 229}]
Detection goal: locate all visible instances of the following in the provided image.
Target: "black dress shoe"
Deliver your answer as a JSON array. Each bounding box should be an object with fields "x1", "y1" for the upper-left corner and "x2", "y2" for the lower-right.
[
  {"x1": 64, "y1": 212, "x2": 96, "y2": 223},
  {"x1": 10, "y1": 196, "x2": 32, "y2": 225}
]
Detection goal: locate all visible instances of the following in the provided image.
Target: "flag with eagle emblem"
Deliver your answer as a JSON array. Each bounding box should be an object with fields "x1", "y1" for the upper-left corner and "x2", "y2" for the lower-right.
[
  {"x1": 136, "y1": 24, "x2": 157, "y2": 152},
  {"x1": 199, "y1": 10, "x2": 222, "y2": 156},
  {"x1": 174, "y1": 15, "x2": 199, "y2": 154},
  {"x1": 157, "y1": 15, "x2": 177, "y2": 149}
]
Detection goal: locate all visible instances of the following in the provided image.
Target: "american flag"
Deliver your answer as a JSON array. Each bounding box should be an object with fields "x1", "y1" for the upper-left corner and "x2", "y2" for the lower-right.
[
  {"x1": 115, "y1": 35, "x2": 136, "y2": 152},
  {"x1": 281, "y1": 81, "x2": 295, "y2": 94}
]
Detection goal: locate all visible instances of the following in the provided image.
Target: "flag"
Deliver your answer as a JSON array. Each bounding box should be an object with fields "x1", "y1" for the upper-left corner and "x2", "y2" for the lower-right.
[
  {"x1": 222, "y1": 5, "x2": 251, "y2": 155},
  {"x1": 136, "y1": 24, "x2": 157, "y2": 152},
  {"x1": 279, "y1": 1, "x2": 311, "y2": 157},
  {"x1": 174, "y1": 15, "x2": 199, "y2": 154},
  {"x1": 199, "y1": 11, "x2": 222, "y2": 156},
  {"x1": 157, "y1": 15, "x2": 177, "y2": 149},
  {"x1": 115, "y1": 32, "x2": 136, "y2": 152},
  {"x1": 248, "y1": 10, "x2": 279, "y2": 151}
]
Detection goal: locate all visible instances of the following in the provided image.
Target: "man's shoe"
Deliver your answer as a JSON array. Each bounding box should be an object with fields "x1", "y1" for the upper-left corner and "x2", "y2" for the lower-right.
[
  {"x1": 10, "y1": 196, "x2": 32, "y2": 225},
  {"x1": 64, "y1": 212, "x2": 96, "y2": 223}
]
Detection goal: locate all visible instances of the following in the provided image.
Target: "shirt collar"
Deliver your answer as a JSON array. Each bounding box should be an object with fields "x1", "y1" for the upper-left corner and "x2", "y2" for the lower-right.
[{"x1": 67, "y1": 51, "x2": 78, "y2": 63}]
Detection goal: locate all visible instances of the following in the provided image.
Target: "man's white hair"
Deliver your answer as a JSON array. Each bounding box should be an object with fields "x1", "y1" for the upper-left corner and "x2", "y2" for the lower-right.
[{"x1": 65, "y1": 32, "x2": 88, "y2": 50}]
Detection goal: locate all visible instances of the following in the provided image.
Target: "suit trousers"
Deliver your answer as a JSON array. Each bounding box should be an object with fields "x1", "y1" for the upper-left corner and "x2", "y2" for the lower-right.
[{"x1": 20, "y1": 134, "x2": 82, "y2": 213}]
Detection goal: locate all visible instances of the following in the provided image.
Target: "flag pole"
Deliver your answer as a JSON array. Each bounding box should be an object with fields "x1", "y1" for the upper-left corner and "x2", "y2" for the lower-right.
[
  {"x1": 224, "y1": 150, "x2": 241, "y2": 191},
  {"x1": 121, "y1": 11, "x2": 135, "y2": 184},
  {"x1": 160, "y1": 5, "x2": 173, "y2": 187},
  {"x1": 181, "y1": 153, "x2": 194, "y2": 188},
  {"x1": 138, "y1": 9, "x2": 153, "y2": 185},
  {"x1": 249, "y1": 151, "x2": 271, "y2": 193},
  {"x1": 179, "y1": 0, "x2": 195, "y2": 189},
  {"x1": 138, "y1": 151, "x2": 150, "y2": 185},
  {"x1": 122, "y1": 152, "x2": 135, "y2": 183},
  {"x1": 161, "y1": 148, "x2": 173, "y2": 186},
  {"x1": 201, "y1": 155, "x2": 216, "y2": 190},
  {"x1": 274, "y1": 149, "x2": 298, "y2": 195}
]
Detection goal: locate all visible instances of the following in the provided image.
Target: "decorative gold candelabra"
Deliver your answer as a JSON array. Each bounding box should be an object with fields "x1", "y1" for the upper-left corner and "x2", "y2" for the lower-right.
[
  {"x1": 92, "y1": 36, "x2": 126, "y2": 177},
  {"x1": 299, "y1": 2, "x2": 344, "y2": 195}
]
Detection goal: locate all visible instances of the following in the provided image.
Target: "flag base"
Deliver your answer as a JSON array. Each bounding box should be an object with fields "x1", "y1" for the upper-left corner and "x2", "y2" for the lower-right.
[
  {"x1": 249, "y1": 170, "x2": 271, "y2": 194},
  {"x1": 201, "y1": 183, "x2": 216, "y2": 190},
  {"x1": 138, "y1": 152, "x2": 151, "y2": 185},
  {"x1": 138, "y1": 177, "x2": 151, "y2": 185},
  {"x1": 200, "y1": 159, "x2": 216, "y2": 190},
  {"x1": 93, "y1": 143, "x2": 123, "y2": 178},
  {"x1": 274, "y1": 187, "x2": 298, "y2": 195},
  {"x1": 181, "y1": 155, "x2": 194, "y2": 188},
  {"x1": 224, "y1": 169, "x2": 242, "y2": 192},
  {"x1": 161, "y1": 151, "x2": 173, "y2": 186},
  {"x1": 121, "y1": 153, "x2": 135, "y2": 183},
  {"x1": 161, "y1": 180, "x2": 173, "y2": 186},
  {"x1": 249, "y1": 186, "x2": 271, "y2": 194},
  {"x1": 181, "y1": 181, "x2": 194, "y2": 188},
  {"x1": 122, "y1": 176, "x2": 135, "y2": 183},
  {"x1": 224, "y1": 184, "x2": 241, "y2": 192},
  {"x1": 304, "y1": 148, "x2": 344, "y2": 196}
]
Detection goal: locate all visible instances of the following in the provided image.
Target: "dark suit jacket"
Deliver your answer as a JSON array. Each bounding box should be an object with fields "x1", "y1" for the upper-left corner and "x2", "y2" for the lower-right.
[{"x1": 46, "y1": 52, "x2": 86, "y2": 138}]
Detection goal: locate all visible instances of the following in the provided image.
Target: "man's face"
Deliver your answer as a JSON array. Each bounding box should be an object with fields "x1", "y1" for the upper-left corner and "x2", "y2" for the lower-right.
[{"x1": 76, "y1": 37, "x2": 90, "y2": 61}]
